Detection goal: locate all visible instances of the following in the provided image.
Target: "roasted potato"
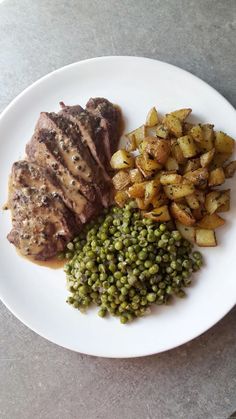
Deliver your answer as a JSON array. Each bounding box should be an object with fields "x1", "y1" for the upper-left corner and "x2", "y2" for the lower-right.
[
  {"x1": 160, "y1": 173, "x2": 182, "y2": 185},
  {"x1": 190, "y1": 125, "x2": 204, "y2": 143},
  {"x1": 163, "y1": 114, "x2": 182, "y2": 137},
  {"x1": 170, "y1": 139, "x2": 186, "y2": 164},
  {"x1": 200, "y1": 124, "x2": 214, "y2": 151},
  {"x1": 210, "y1": 152, "x2": 231, "y2": 169},
  {"x1": 175, "y1": 221, "x2": 195, "y2": 244},
  {"x1": 126, "y1": 134, "x2": 137, "y2": 152},
  {"x1": 165, "y1": 156, "x2": 179, "y2": 171},
  {"x1": 205, "y1": 190, "x2": 230, "y2": 214},
  {"x1": 143, "y1": 151, "x2": 162, "y2": 171},
  {"x1": 184, "y1": 168, "x2": 209, "y2": 187},
  {"x1": 183, "y1": 158, "x2": 201, "y2": 173},
  {"x1": 136, "y1": 197, "x2": 149, "y2": 210},
  {"x1": 170, "y1": 202, "x2": 196, "y2": 226},
  {"x1": 145, "y1": 137, "x2": 171, "y2": 165},
  {"x1": 128, "y1": 182, "x2": 147, "y2": 198},
  {"x1": 195, "y1": 229, "x2": 217, "y2": 247},
  {"x1": 152, "y1": 190, "x2": 169, "y2": 208},
  {"x1": 129, "y1": 168, "x2": 144, "y2": 183},
  {"x1": 156, "y1": 124, "x2": 169, "y2": 139},
  {"x1": 110, "y1": 149, "x2": 134, "y2": 169},
  {"x1": 185, "y1": 193, "x2": 200, "y2": 209},
  {"x1": 224, "y1": 161, "x2": 236, "y2": 178},
  {"x1": 127, "y1": 125, "x2": 146, "y2": 145},
  {"x1": 164, "y1": 183, "x2": 195, "y2": 200},
  {"x1": 200, "y1": 148, "x2": 215, "y2": 168},
  {"x1": 197, "y1": 213, "x2": 225, "y2": 229},
  {"x1": 114, "y1": 190, "x2": 129, "y2": 207},
  {"x1": 135, "y1": 156, "x2": 156, "y2": 178},
  {"x1": 215, "y1": 131, "x2": 235, "y2": 154},
  {"x1": 208, "y1": 167, "x2": 225, "y2": 187},
  {"x1": 170, "y1": 108, "x2": 192, "y2": 121},
  {"x1": 146, "y1": 107, "x2": 159, "y2": 127},
  {"x1": 112, "y1": 170, "x2": 130, "y2": 190},
  {"x1": 144, "y1": 180, "x2": 161, "y2": 206},
  {"x1": 144, "y1": 205, "x2": 171, "y2": 222},
  {"x1": 177, "y1": 135, "x2": 198, "y2": 158}
]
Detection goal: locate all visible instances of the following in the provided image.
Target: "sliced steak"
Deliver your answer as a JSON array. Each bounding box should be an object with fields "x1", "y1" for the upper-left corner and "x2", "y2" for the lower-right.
[
  {"x1": 7, "y1": 187, "x2": 78, "y2": 260},
  {"x1": 86, "y1": 97, "x2": 121, "y2": 160},
  {"x1": 36, "y1": 112, "x2": 112, "y2": 207},
  {"x1": 26, "y1": 129, "x2": 97, "y2": 223},
  {"x1": 59, "y1": 104, "x2": 111, "y2": 175}
]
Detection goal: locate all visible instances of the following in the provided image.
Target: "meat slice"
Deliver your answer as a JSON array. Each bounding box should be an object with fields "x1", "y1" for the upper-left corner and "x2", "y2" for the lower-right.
[
  {"x1": 35, "y1": 112, "x2": 112, "y2": 207},
  {"x1": 26, "y1": 129, "x2": 97, "y2": 223},
  {"x1": 7, "y1": 187, "x2": 78, "y2": 260},
  {"x1": 86, "y1": 97, "x2": 121, "y2": 160},
  {"x1": 59, "y1": 104, "x2": 111, "y2": 175}
]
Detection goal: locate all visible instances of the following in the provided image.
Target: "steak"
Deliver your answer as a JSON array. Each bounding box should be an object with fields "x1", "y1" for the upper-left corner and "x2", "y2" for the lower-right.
[{"x1": 7, "y1": 98, "x2": 121, "y2": 260}]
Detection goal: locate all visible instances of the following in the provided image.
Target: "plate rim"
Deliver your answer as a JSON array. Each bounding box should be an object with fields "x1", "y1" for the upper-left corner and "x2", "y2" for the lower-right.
[{"x1": 0, "y1": 55, "x2": 235, "y2": 358}]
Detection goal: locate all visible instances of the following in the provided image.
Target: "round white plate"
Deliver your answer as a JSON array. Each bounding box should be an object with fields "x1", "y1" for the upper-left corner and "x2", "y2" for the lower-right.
[{"x1": 0, "y1": 56, "x2": 235, "y2": 358}]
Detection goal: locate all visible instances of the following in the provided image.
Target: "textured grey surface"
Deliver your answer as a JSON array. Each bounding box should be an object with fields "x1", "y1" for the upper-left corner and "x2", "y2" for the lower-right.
[{"x1": 0, "y1": 0, "x2": 236, "y2": 418}]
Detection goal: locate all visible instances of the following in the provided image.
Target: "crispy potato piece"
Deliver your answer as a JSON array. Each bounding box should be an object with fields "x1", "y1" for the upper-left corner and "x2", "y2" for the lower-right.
[
  {"x1": 208, "y1": 167, "x2": 225, "y2": 187},
  {"x1": 217, "y1": 201, "x2": 230, "y2": 212},
  {"x1": 170, "y1": 108, "x2": 192, "y2": 121},
  {"x1": 156, "y1": 124, "x2": 169, "y2": 139},
  {"x1": 197, "y1": 213, "x2": 225, "y2": 229},
  {"x1": 127, "y1": 125, "x2": 146, "y2": 145},
  {"x1": 129, "y1": 168, "x2": 144, "y2": 183},
  {"x1": 200, "y1": 124, "x2": 214, "y2": 151},
  {"x1": 183, "y1": 158, "x2": 201, "y2": 173},
  {"x1": 128, "y1": 182, "x2": 147, "y2": 198},
  {"x1": 145, "y1": 137, "x2": 171, "y2": 165},
  {"x1": 163, "y1": 114, "x2": 182, "y2": 137},
  {"x1": 126, "y1": 134, "x2": 137, "y2": 152},
  {"x1": 190, "y1": 124, "x2": 204, "y2": 143},
  {"x1": 210, "y1": 152, "x2": 231, "y2": 169},
  {"x1": 143, "y1": 151, "x2": 162, "y2": 171},
  {"x1": 184, "y1": 168, "x2": 209, "y2": 187},
  {"x1": 114, "y1": 190, "x2": 129, "y2": 207},
  {"x1": 164, "y1": 183, "x2": 195, "y2": 200},
  {"x1": 215, "y1": 131, "x2": 235, "y2": 154},
  {"x1": 200, "y1": 148, "x2": 215, "y2": 168},
  {"x1": 177, "y1": 135, "x2": 198, "y2": 158},
  {"x1": 144, "y1": 205, "x2": 171, "y2": 222},
  {"x1": 110, "y1": 149, "x2": 134, "y2": 169},
  {"x1": 170, "y1": 139, "x2": 186, "y2": 164},
  {"x1": 194, "y1": 189, "x2": 206, "y2": 204},
  {"x1": 205, "y1": 190, "x2": 230, "y2": 214},
  {"x1": 195, "y1": 229, "x2": 217, "y2": 247},
  {"x1": 170, "y1": 202, "x2": 196, "y2": 226},
  {"x1": 160, "y1": 173, "x2": 182, "y2": 185},
  {"x1": 165, "y1": 156, "x2": 179, "y2": 171},
  {"x1": 183, "y1": 122, "x2": 194, "y2": 135},
  {"x1": 152, "y1": 190, "x2": 169, "y2": 208},
  {"x1": 192, "y1": 205, "x2": 206, "y2": 220},
  {"x1": 185, "y1": 193, "x2": 200, "y2": 209},
  {"x1": 224, "y1": 160, "x2": 236, "y2": 178},
  {"x1": 175, "y1": 221, "x2": 195, "y2": 244},
  {"x1": 144, "y1": 180, "x2": 161, "y2": 206},
  {"x1": 146, "y1": 107, "x2": 159, "y2": 127},
  {"x1": 135, "y1": 156, "x2": 156, "y2": 178},
  {"x1": 136, "y1": 197, "x2": 149, "y2": 210},
  {"x1": 112, "y1": 170, "x2": 131, "y2": 190}
]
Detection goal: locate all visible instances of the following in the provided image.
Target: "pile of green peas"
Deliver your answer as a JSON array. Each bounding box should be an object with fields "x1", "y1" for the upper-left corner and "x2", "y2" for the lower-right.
[{"x1": 62, "y1": 202, "x2": 203, "y2": 324}]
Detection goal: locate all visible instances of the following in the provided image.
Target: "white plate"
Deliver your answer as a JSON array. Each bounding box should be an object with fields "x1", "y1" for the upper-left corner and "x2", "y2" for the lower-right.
[{"x1": 0, "y1": 56, "x2": 235, "y2": 358}]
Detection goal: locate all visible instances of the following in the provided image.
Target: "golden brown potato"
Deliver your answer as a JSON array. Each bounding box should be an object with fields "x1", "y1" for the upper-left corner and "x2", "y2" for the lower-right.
[
  {"x1": 144, "y1": 180, "x2": 161, "y2": 206},
  {"x1": 175, "y1": 221, "x2": 195, "y2": 244},
  {"x1": 190, "y1": 125, "x2": 204, "y2": 143},
  {"x1": 205, "y1": 190, "x2": 230, "y2": 214},
  {"x1": 164, "y1": 183, "x2": 195, "y2": 200},
  {"x1": 170, "y1": 108, "x2": 192, "y2": 121},
  {"x1": 224, "y1": 161, "x2": 236, "y2": 178},
  {"x1": 183, "y1": 158, "x2": 201, "y2": 173},
  {"x1": 144, "y1": 205, "x2": 171, "y2": 222},
  {"x1": 127, "y1": 125, "x2": 146, "y2": 145},
  {"x1": 195, "y1": 229, "x2": 217, "y2": 247},
  {"x1": 136, "y1": 197, "x2": 149, "y2": 210},
  {"x1": 165, "y1": 156, "x2": 179, "y2": 171},
  {"x1": 126, "y1": 134, "x2": 137, "y2": 152},
  {"x1": 200, "y1": 148, "x2": 215, "y2": 168},
  {"x1": 129, "y1": 168, "x2": 144, "y2": 183},
  {"x1": 210, "y1": 152, "x2": 231, "y2": 169},
  {"x1": 110, "y1": 149, "x2": 134, "y2": 169},
  {"x1": 145, "y1": 137, "x2": 171, "y2": 165},
  {"x1": 208, "y1": 167, "x2": 225, "y2": 187},
  {"x1": 197, "y1": 213, "x2": 225, "y2": 229},
  {"x1": 142, "y1": 151, "x2": 162, "y2": 171},
  {"x1": 135, "y1": 156, "x2": 156, "y2": 178},
  {"x1": 112, "y1": 170, "x2": 131, "y2": 190},
  {"x1": 194, "y1": 189, "x2": 206, "y2": 204},
  {"x1": 184, "y1": 168, "x2": 209, "y2": 187},
  {"x1": 200, "y1": 124, "x2": 214, "y2": 151},
  {"x1": 215, "y1": 131, "x2": 235, "y2": 154},
  {"x1": 146, "y1": 107, "x2": 159, "y2": 127},
  {"x1": 128, "y1": 182, "x2": 147, "y2": 198},
  {"x1": 183, "y1": 122, "x2": 194, "y2": 135},
  {"x1": 160, "y1": 173, "x2": 182, "y2": 185},
  {"x1": 156, "y1": 124, "x2": 169, "y2": 139},
  {"x1": 163, "y1": 114, "x2": 182, "y2": 137},
  {"x1": 170, "y1": 139, "x2": 186, "y2": 164},
  {"x1": 170, "y1": 202, "x2": 196, "y2": 226},
  {"x1": 177, "y1": 135, "x2": 198, "y2": 158},
  {"x1": 151, "y1": 190, "x2": 169, "y2": 208},
  {"x1": 185, "y1": 193, "x2": 200, "y2": 209},
  {"x1": 114, "y1": 190, "x2": 129, "y2": 207},
  {"x1": 192, "y1": 205, "x2": 206, "y2": 221}
]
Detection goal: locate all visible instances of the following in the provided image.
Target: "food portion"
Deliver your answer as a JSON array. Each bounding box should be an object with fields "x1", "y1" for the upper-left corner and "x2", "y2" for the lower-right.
[
  {"x1": 64, "y1": 203, "x2": 203, "y2": 323},
  {"x1": 7, "y1": 98, "x2": 121, "y2": 259},
  {"x1": 112, "y1": 107, "x2": 235, "y2": 247}
]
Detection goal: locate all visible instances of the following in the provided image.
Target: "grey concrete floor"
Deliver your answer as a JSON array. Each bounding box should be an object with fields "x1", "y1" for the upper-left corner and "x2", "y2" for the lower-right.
[{"x1": 0, "y1": 1, "x2": 236, "y2": 418}]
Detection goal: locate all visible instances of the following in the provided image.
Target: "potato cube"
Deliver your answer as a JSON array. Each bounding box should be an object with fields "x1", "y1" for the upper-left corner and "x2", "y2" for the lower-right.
[
  {"x1": 200, "y1": 124, "x2": 214, "y2": 151},
  {"x1": 175, "y1": 221, "x2": 195, "y2": 244},
  {"x1": 114, "y1": 190, "x2": 129, "y2": 207},
  {"x1": 127, "y1": 125, "x2": 146, "y2": 145},
  {"x1": 224, "y1": 160, "x2": 236, "y2": 178},
  {"x1": 170, "y1": 108, "x2": 192, "y2": 121},
  {"x1": 145, "y1": 137, "x2": 171, "y2": 165},
  {"x1": 164, "y1": 184, "x2": 195, "y2": 199},
  {"x1": 112, "y1": 170, "x2": 131, "y2": 190},
  {"x1": 190, "y1": 125, "x2": 204, "y2": 143},
  {"x1": 160, "y1": 173, "x2": 182, "y2": 185},
  {"x1": 200, "y1": 148, "x2": 215, "y2": 168},
  {"x1": 208, "y1": 167, "x2": 225, "y2": 186},
  {"x1": 170, "y1": 202, "x2": 196, "y2": 226},
  {"x1": 185, "y1": 194, "x2": 200, "y2": 209},
  {"x1": 110, "y1": 149, "x2": 134, "y2": 169},
  {"x1": 144, "y1": 205, "x2": 171, "y2": 222},
  {"x1": 184, "y1": 168, "x2": 209, "y2": 187},
  {"x1": 170, "y1": 139, "x2": 186, "y2": 164},
  {"x1": 165, "y1": 156, "x2": 179, "y2": 171},
  {"x1": 163, "y1": 114, "x2": 182, "y2": 137},
  {"x1": 195, "y1": 229, "x2": 217, "y2": 247},
  {"x1": 146, "y1": 107, "x2": 159, "y2": 127},
  {"x1": 177, "y1": 135, "x2": 198, "y2": 158},
  {"x1": 215, "y1": 131, "x2": 235, "y2": 154},
  {"x1": 156, "y1": 124, "x2": 169, "y2": 139},
  {"x1": 129, "y1": 168, "x2": 144, "y2": 183},
  {"x1": 128, "y1": 182, "x2": 147, "y2": 198},
  {"x1": 197, "y1": 213, "x2": 225, "y2": 229}
]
